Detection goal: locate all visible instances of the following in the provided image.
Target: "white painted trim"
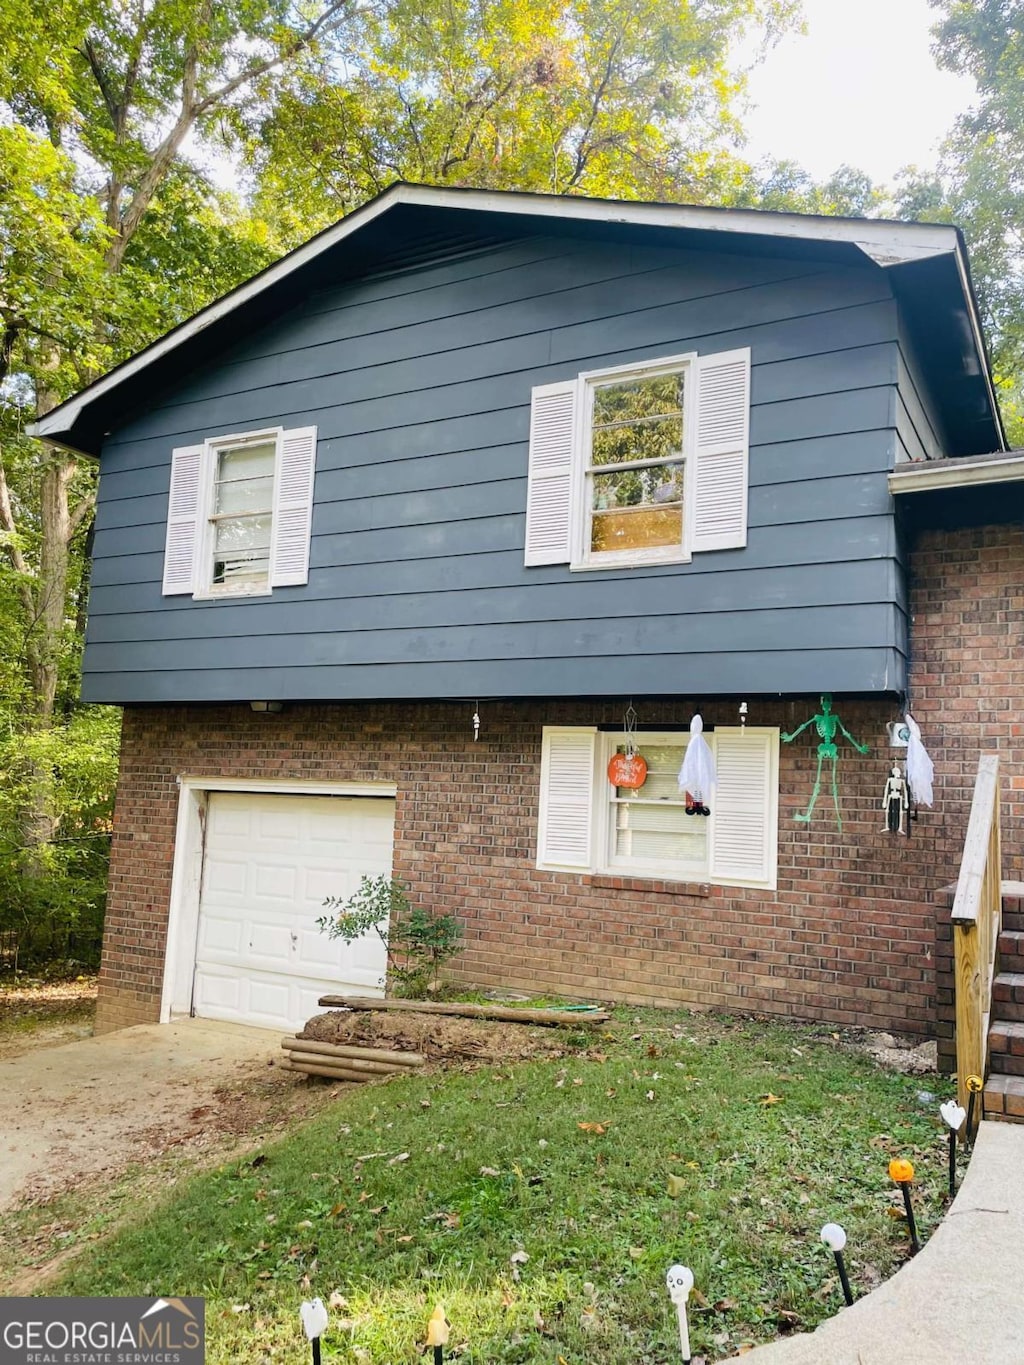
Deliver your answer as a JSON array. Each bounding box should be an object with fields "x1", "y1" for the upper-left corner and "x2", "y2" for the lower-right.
[
  {"x1": 889, "y1": 453, "x2": 1024, "y2": 494},
  {"x1": 31, "y1": 183, "x2": 977, "y2": 453},
  {"x1": 159, "y1": 775, "x2": 399, "y2": 1023}
]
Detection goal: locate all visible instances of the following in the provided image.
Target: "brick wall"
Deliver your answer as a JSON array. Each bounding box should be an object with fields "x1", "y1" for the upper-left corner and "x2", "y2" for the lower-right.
[
  {"x1": 908, "y1": 524, "x2": 1024, "y2": 1068},
  {"x1": 94, "y1": 523, "x2": 1024, "y2": 1040}
]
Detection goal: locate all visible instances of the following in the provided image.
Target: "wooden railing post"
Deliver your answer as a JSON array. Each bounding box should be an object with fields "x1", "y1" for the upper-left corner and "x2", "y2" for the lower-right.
[{"x1": 950, "y1": 755, "x2": 1001, "y2": 1114}]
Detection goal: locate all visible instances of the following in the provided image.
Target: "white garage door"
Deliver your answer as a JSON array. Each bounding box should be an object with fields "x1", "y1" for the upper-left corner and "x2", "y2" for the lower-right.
[{"x1": 192, "y1": 791, "x2": 394, "y2": 1031}]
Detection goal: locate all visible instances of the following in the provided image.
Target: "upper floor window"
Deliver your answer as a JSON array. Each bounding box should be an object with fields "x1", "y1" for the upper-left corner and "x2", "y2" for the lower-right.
[
  {"x1": 524, "y1": 347, "x2": 750, "y2": 571},
  {"x1": 161, "y1": 426, "x2": 317, "y2": 598}
]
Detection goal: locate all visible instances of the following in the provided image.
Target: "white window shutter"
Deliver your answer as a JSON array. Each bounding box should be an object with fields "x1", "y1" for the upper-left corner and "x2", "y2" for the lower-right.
[
  {"x1": 270, "y1": 425, "x2": 317, "y2": 587},
  {"x1": 710, "y1": 728, "x2": 778, "y2": 888},
  {"x1": 524, "y1": 380, "x2": 577, "y2": 566},
  {"x1": 162, "y1": 444, "x2": 204, "y2": 595},
  {"x1": 538, "y1": 727, "x2": 596, "y2": 869},
  {"x1": 691, "y1": 347, "x2": 751, "y2": 552}
]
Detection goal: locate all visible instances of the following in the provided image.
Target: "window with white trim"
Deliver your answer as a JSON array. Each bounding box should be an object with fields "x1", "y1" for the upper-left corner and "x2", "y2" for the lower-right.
[
  {"x1": 537, "y1": 724, "x2": 779, "y2": 890},
  {"x1": 161, "y1": 425, "x2": 317, "y2": 598},
  {"x1": 524, "y1": 347, "x2": 750, "y2": 570}
]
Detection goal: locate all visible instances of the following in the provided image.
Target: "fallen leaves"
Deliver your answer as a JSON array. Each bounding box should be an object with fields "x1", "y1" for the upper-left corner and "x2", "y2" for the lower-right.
[
  {"x1": 577, "y1": 1121, "x2": 610, "y2": 1134},
  {"x1": 509, "y1": 1249, "x2": 529, "y2": 1282},
  {"x1": 759, "y1": 1093, "x2": 784, "y2": 1106}
]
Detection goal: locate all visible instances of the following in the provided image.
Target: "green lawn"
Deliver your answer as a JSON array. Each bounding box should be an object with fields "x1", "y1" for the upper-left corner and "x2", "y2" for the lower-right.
[{"x1": 56, "y1": 1011, "x2": 955, "y2": 1363}]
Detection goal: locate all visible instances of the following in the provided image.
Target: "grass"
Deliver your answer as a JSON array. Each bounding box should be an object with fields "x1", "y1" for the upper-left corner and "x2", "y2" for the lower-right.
[{"x1": 55, "y1": 1010, "x2": 955, "y2": 1363}]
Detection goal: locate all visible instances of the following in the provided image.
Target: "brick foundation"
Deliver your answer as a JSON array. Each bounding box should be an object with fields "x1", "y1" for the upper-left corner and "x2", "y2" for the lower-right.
[{"x1": 95, "y1": 523, "x2": 1024, "y2": 1039}]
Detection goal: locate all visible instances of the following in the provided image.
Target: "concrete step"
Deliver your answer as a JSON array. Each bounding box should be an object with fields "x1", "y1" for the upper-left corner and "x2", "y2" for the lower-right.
[
  {"x1": 983, "y1": 1072, "x2": 1024, "y2": 1123},
  {"x1": 989, "y1": 1019, "x2": 1024, "y2": 1075},
  {"x1": 998, "y1": 930, "x2": 1024, "y2": 973}
]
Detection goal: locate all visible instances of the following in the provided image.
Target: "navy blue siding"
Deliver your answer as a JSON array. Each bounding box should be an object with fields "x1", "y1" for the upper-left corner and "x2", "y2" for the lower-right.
[{"x1": 84, "y1": 231, "x2": 906, "y2": 703}]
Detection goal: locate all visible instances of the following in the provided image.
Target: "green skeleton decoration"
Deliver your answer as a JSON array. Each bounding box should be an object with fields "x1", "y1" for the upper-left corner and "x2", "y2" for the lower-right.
[{"x1": 781, "y1": 694, "x2": 869, "y2": 830}]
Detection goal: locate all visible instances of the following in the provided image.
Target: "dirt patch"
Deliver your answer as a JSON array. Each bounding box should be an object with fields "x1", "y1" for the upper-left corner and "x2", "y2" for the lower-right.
[
  {"x1": 299, "y1": 1009, "x2": 586, "y2": 1064},
  {"x1": 0, "y1": 977, "x2": 97, "y2": 1059}
]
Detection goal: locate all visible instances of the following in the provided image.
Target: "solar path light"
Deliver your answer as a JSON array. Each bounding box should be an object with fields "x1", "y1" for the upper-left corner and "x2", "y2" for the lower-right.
[
  {"x1": 425, "y1": 1303, "x2": 450, "y2": 1364},
  {"x1": 819, "y1": 1222, "x2": 854, "y2": 1305},
  {"x1": 299, "y1": 1298, "x2": 329, "y2": 1365},
  {"x1": 666, "y1": 1264, "x2": 695, "y2": 1363},
  {"x1": 888, "y1": 1159, "x2": 920, "y2": 1253},
  {"x1": 940, "y1": 1099, "x2": 967, "y2": 1198}
]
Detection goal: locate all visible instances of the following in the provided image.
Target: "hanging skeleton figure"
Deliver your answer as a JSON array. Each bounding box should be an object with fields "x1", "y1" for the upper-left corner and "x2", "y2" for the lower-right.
[
  {"x1": 781, "y1": 694, "x2": 869, "y2": 831},
  {"x1": 882, "y1": 763, "x2": 910, "y2": 834},
  {"x1": 678, "y1": 714, "x2": 716, "y2": 816}
]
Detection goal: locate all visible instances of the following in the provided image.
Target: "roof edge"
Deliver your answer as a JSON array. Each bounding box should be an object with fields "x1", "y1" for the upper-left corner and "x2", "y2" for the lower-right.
[{"x1": 31, "y1": 183, "x2": 976, "y2": 450}]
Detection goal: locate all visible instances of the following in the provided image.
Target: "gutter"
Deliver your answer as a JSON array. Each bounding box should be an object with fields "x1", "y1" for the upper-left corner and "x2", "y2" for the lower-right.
[{"x1": 889, "y1": 452, "x2": 1024, "y2": 495}]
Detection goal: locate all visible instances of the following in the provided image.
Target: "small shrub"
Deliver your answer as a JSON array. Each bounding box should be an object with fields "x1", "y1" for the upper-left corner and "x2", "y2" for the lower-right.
[{"x1": 319, "y1": 875, "x2": 462, "y2": 997}]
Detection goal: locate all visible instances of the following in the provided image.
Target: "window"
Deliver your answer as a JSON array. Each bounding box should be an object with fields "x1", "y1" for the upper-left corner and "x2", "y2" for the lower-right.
[
  {"x1": 587, "y1": 367, "x2": 688, "y2": 565},
  {"x1": 524, "y1": 347, "x2": 750, "y2": 570},
  {"x1": 537, "y1": 724, "x2": 779, "y2": 890},
  {"x1": 162, "y1": 425, "x2": 317, "y2": 598}
]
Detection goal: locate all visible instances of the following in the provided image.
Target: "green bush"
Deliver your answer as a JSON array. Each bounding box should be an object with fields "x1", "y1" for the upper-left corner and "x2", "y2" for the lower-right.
[{"x1": 318, "y1": 875, "x2": 462, "y2": 997}]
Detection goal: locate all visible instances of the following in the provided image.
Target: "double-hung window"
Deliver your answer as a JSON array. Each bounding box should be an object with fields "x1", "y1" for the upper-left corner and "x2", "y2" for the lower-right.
[
  {"x1": 538, "y1": 724, "x2": 779, "y2": 890},
  {"x1": 524, "y1": 347, "x2": 750, "y2": 570},
  {"x1": 161, "y1": 425, "x2": 317, "y2": 598}
]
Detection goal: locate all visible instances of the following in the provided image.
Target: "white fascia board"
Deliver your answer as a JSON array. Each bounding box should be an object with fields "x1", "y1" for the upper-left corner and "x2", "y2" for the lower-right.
[
  {"x1": 31, "y1": 183, "x2": 964, "y2": 446},
  {"x1": 889, "y1": 453, "x2": 1024, "y2": 494}
]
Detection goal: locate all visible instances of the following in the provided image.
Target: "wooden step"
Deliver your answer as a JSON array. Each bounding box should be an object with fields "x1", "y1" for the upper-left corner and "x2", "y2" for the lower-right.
[
  {"x1": 989, "y1": 1019, "x2": 1024, "y2": 1075},
  {"x1": 998, "y1": 929, "x2": 1024, "y2": 973},
  {"x1": 983, "y1": 1073, "x2": 1024, "y2": 1122}
]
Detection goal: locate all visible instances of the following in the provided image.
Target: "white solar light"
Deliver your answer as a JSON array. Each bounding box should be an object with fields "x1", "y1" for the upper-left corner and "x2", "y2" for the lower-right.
[{"x1": 820, "y1": 1222, "x2": 847, "y2": 1252}]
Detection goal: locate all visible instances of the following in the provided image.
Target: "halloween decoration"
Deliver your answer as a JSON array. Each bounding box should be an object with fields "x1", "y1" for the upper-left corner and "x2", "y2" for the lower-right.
[
  {"x1": 965, "y1": 1074, "x2": 984, "y2": 1147},
  {"x1": 426, "y1": 1304, "x2": 450, "y2": 1364},
  {"x1": 677, "y1": 714, "x2": 716, "y2": 815},
  {"x1": 473, "y1": 702, "x2": 480, "y2": 742},
  {"x1": 299, "y1": 1298, "x2": 329, "y2": 1365},
  {"x1": 904, "y1": 712, "x2": 934, "y2": 807},
  {"x1": 609, "y1": 702, "x2": 648, "y2": 789},
  {"x1": 820, "y1": 1223, "x2": 854, "y2": 1306},
  {"x1": 739, "y1": 700, "x2": 748, "y2": 730},
  {"x1": 882, "y1": 763, "x2": 909, "y2": 834},
  {"x1": 940, "y1": 1100, "x2": 967, "y2": 1198},
  {"x1": 888, "y1": 1158, "x2": 920, "y2": 1253},
  {"x1": 781, "y1": 694, "x2": 869, "y2": 830},
  {"x1": 665, "y1": 1264, "x2": 695, "y2": 1363}
]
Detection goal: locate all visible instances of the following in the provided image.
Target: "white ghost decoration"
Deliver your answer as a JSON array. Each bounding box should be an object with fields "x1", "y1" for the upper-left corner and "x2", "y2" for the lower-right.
[
  {"x1": 940, "y1": 1100, "x2": 967, "y2": 1133},
  {"x1": 820, "y1": 1222, "x2": 847, "y2": 1252},
  {"x1": 678, "y1": 714, "x2": 717, "y2": 805},
  {"x1": 300, "y1": 1298, "x2": 329, "y2": 1342},
  {"x1": 904, "y1": 712, "x2": 934, "y2": 808}
]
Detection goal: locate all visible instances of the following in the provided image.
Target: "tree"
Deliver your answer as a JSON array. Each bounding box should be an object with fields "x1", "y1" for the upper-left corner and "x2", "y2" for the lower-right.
[
  {"x1": 926, "y1": 0, "x2": 1024, "y2": 443},
  {"x1": 247, "y1": 0, "x2": 800, "y2": 239}
]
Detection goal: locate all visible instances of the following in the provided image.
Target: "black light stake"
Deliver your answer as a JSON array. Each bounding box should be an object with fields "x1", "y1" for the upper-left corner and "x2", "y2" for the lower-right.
[
  {"x1": 889, "y1": 1159, "x2": 920, "y2": 1253},
  {"x1": 965, "y1": 1074, "x2": 983, "y2": 1147},
  {"x1": 300, "y1": 1298, "x2": 328, "y2": 1365},
  {"x1": 940, "y1": 1100, "x2": 967, "y2": 1198},
  {"x1": 820, "y1": 1223, "x2": 854, "y2": 1306}
]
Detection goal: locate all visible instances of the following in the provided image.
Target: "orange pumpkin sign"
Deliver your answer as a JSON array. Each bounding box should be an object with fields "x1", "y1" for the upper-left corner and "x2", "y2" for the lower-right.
[
  {"x1": 608, "y1": 751, "x2": 648, "y2": 790},
  {"x1": 888, "y1": 1158, "x2": 915, "y2": 1184}
]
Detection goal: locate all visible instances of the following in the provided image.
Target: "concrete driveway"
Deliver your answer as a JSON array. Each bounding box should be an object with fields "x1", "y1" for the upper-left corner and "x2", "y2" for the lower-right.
[{"x1": 0, "y1": 1019, "x2": 285, "y2": 1211}]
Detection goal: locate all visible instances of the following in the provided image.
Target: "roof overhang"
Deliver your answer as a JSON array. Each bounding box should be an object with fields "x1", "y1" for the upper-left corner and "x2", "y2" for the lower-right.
[
  {"x1": 889, "y1": 451, "x2": 1024, "y2": 494},
  {"x1": 30, "y1": 181, "x2": 1005, "y2": 459}
]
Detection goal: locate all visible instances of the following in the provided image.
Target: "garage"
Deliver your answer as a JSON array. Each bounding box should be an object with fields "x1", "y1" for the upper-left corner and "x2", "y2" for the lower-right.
[{"x1": 186, "y1": 789, "x2": 395, "y2": 1031}]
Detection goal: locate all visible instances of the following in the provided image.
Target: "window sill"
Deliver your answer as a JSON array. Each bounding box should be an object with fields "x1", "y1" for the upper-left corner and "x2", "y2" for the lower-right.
[
  {"x1": 590, "y1": 873, "x2": 711, "y2": 897},
  {"x1": 193, "y1": 588, "x2": 274, "y2": 601},
  {"x1": 569, "y1": 552, "x2": 691, "y2": 573}
]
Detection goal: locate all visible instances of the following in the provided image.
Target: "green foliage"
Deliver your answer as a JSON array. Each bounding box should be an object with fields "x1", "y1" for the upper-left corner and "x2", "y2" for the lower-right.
[
  {"x1": 0, "y1": 706, "x2": 120, "y2": 964},
  {"x1": 320, "y1": 875, "x2": 463, "y2": 997},
  {"x1": 55, "y1": 1011, "x2": 955, "y2": 1362}
]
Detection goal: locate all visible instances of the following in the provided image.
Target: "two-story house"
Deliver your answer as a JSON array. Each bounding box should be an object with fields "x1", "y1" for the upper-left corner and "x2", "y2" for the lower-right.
[{"x1": 34, "y1": 184, "x2": 1024, "y2": 1044}]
